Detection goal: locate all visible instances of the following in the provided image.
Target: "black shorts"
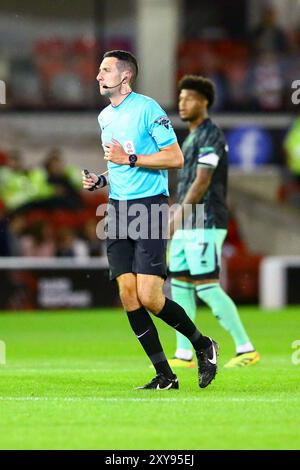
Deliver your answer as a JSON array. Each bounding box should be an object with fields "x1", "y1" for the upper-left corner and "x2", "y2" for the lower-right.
[{"x1": 106, "y1": 194, "x2": 169, "y2": 281}]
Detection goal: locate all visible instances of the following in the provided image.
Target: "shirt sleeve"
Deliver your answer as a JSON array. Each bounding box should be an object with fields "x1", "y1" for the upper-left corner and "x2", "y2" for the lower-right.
[
  {"x1": 145, "y1": 99, "x2": 177, "y2": 149},
  {"x1": 197, "y1": 130, "x2": 226, "y2": 169}
]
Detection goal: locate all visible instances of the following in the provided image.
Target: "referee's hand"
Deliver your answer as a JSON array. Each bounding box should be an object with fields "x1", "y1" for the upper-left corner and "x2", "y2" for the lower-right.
[
  {"x1": 81, "y1": 170, "x2": 99, "y2": 190},
  {"x1": 104, "y1": 139, "x2": 128, "y2": 164}
]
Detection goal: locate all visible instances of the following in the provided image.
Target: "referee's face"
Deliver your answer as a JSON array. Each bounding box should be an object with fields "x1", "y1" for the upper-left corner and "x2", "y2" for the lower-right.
[
  {"x1": 96, "y1": 57, "x2": 123, "y2": 96},
  {"x1": 179, "y1": 89, "x2": 208, "y2": 122}
]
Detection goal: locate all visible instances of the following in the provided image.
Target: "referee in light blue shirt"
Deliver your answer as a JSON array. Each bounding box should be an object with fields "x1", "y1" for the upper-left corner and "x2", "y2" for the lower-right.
[{"x1": 82, "y1": 50, "x2": 218, "y2": 390}]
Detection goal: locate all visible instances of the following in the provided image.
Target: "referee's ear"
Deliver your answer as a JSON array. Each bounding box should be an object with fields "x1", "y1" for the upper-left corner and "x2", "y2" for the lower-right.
[{"x1": 124, "y1": 72, "x2": 133, "y2": 86}]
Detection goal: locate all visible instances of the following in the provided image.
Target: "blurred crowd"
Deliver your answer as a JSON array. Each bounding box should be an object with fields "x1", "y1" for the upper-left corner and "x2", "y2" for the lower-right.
[
  {"x1": 2, "y1": 6, "x2": 300, "y2": 111},
  {"x1": 0, "y1": 148, "x2": 106, "y2": 258},
  {"x1": 178, "y1": 6, "x2": 300, "y2": 112},
  {"x1": 5, "y1": 36, "x2": 132, "y2": 109},
  {"x1": 0, "y1": 109, "x2": 299, "y2": 259},
  {"x1": 6, "y1": 37, "x2": 98, "y2": 108}
]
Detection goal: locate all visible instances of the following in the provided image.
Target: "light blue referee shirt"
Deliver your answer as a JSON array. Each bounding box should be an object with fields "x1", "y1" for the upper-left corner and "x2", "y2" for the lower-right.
[{"x1": 98, "y1": 92, "x2": 177, "y2": 200}]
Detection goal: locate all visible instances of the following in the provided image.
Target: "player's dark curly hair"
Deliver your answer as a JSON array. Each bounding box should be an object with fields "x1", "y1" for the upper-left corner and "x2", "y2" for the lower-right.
[
  {"x1": 103, "y1": 50, "x2": 138, "y2": 85},
  {"x1": 178, "y1": 75, "x2": 215, "y2": 108}
]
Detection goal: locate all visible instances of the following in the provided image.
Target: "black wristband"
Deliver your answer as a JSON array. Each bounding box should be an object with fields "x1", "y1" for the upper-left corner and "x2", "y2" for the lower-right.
[
  {"x1": 98, "y1": 175, "x2": 107, "y2": 188},
  {"x1": 88, "y1": 175, "x2": 107, "y2": 191}
]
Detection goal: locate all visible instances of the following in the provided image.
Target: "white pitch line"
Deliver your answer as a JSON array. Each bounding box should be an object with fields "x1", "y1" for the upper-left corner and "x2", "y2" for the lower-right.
[{"x1": 0, "y1": 397, "x2": 298, "y2": 403}]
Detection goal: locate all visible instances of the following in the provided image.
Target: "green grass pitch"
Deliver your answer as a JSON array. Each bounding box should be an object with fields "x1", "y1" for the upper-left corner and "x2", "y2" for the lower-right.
[{"x1": 0, "y1": 306, "x2": 299, "y2": 450}]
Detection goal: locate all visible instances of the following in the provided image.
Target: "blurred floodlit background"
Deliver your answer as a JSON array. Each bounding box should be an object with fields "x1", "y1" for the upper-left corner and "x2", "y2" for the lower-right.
[{"x1": 0, "y1": 0, "x2": 300, "y2": 310}]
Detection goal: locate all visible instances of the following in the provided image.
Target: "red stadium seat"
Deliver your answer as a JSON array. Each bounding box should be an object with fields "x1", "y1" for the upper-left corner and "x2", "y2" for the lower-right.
[{"x1": 0, "y1": 149, "x2": 8, "y2": 166}]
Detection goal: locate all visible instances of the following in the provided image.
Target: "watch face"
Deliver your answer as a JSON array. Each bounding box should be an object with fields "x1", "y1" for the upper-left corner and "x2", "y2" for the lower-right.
[{"x1": 129, "y1": 154, "x2": 137, "y2": 163}]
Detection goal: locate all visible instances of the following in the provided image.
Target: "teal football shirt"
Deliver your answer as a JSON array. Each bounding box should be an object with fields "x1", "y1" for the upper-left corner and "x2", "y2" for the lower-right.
[{"x1": 98, "y1": 92, "x2": 177, "y2": 200}]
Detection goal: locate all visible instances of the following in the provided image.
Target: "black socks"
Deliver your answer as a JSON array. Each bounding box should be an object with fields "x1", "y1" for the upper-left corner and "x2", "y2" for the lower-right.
[
  {"x1": 156, "y1": 298, "x2": 211, "y2": 351},
  {"x1": 126, "y1": 298, "x2": 211, "y2": 378},
  {"x1": 127, "y1": 307, "x2": 173, "y2": 378}
]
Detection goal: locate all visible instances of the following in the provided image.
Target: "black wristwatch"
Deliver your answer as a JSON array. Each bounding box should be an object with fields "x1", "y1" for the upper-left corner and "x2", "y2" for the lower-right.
[{"x1": 129, "y1": 154, "x2": 138, "y2": 168}]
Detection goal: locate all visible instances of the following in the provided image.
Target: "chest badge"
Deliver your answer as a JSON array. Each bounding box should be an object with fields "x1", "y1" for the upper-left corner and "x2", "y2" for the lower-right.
[{"x1": 124, "y1": 140, "x2": 136, "y2": 154}]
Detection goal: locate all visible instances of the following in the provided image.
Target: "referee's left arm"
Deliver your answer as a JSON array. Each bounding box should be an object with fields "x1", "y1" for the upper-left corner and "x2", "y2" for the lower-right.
[
  {"x1": 104, "y1": 140, "x2": 183, "y2": 169},
  {"x1": 135, "y1": 142, "x2": 183, "y2": 169}
]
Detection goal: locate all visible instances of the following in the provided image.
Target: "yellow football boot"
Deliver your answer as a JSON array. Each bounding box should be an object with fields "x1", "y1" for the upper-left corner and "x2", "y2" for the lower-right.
[
  {"x1": 168, "y1": 358, "x2": 196, "y2": 369},
  {"x1": 224, "y1": 351, "x2": 260, "y2": 368}
]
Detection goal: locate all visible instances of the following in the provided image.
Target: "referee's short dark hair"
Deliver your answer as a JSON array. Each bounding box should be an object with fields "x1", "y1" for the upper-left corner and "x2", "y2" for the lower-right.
[
  {"x1": 178, "y1": 75, "x2": 215, "y2": 108},
  {"x1": 103, "y1": 50, "x2": 138, "y2": 85}
]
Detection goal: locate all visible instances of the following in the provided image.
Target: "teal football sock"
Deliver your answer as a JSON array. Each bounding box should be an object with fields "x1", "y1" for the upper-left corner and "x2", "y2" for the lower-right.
[
  {"x1": 171, "y1": 279, "x2": 196, "y2": 355},
  {"x1": 196, "y1": 283, "x2": 252, "y2": 349}
]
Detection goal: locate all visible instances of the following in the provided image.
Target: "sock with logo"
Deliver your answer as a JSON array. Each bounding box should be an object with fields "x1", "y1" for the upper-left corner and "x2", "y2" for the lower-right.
[
  {"x1": 127, "y1": 307, "x2": 174, "y2": 378},
  {"x1": 155, "y1": 298, "x2": 211, "y2": 351}
]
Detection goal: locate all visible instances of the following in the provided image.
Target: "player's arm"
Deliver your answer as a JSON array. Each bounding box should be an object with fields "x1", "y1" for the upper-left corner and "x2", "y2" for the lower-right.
[
  {"x1": 182, "y1": 166, "x2": 213, "y2": 205},
  {"x1": 169, "y1": 145, "x2": 220, "y2": 237},
  {"x1": 104, "y1": 140, "x2": 183, "y2": 169},
  {"x1": 169, "y1": 167, "x2": 213, "y2": 237},
  {"x1": 186, "y1": 142, "x2": 221, "y2": 203}
]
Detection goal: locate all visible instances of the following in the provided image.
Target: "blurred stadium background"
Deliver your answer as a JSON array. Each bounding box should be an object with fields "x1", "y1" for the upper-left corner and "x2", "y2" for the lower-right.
[
  {"x1": 0, "y1": 0, "x2": 300, "y2": 451},
  {"x1": 1, "y1": 0, "x2": 300, "y2": 310}
]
